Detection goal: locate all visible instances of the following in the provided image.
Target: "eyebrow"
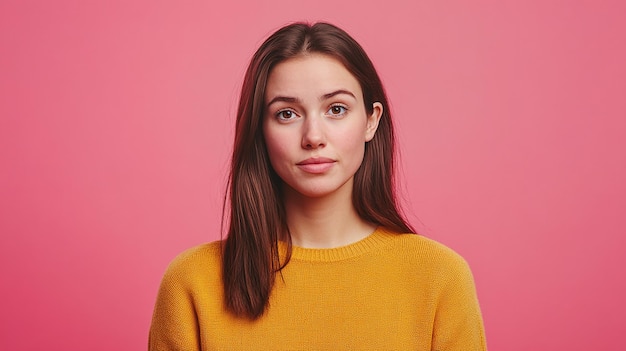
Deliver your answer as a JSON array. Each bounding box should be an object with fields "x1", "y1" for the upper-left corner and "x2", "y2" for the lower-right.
[
  {"x1": 322, "y1": 89, "x2": 356, "y2": 100},
  {"x1": 266, "y1": 89, "x2": 356, "y2": 108}
]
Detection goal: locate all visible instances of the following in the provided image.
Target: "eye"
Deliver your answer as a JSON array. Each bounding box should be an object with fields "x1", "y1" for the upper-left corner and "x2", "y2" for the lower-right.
[
  {"x1": 276, "y1": 109, "x2": 297, "y2": 121},
  {"x1": 327, "y1": 105, "x2": 348, "y2": 116}
]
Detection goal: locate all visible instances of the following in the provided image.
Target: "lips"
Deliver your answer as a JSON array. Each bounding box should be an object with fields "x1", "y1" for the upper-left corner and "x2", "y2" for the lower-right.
[{"x1": 296, "y1": 157, "x2": 336, "y2": 174}]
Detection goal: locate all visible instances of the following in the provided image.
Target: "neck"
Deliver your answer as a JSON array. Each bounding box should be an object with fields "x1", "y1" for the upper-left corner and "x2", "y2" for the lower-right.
[{"x1": 282, "y1": 184, "x2": 376, "y2": 249}]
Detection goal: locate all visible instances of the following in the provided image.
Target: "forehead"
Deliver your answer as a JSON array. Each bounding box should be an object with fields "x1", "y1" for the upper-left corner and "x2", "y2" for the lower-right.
[{"x1": 265, "y1": 54, "x2": 362, "y2": 102}]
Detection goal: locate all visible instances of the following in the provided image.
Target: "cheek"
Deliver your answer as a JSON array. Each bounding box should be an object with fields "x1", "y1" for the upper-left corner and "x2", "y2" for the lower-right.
[
  {"x1": 264, "y1": 131, "x2": 292, "y2": 168},
  {"x1": 267, "y1": 144, "x2": 288, "y2": 164},
  {"x1": 335, "y1": 124, "x2": 367, "y2": 152},
  {"x1": 335, "y1": 133, "x2": 366, "y2": 164}
]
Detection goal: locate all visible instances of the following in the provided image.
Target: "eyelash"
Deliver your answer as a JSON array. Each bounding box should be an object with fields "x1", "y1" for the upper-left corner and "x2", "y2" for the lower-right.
[
  {"x1": 275, "y1": 109, "x2": 297, "y2": 121},
  {"x1": 274, "y1": 104, "x2": 349, "y2": 121},
  {"x1": 327, "y1": 104, "x2": 348, "y2": 116}
]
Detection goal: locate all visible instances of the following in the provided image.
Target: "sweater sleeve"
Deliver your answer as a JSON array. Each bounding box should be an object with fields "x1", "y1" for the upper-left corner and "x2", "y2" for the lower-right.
[
  {"x1": 148, "y1": 257, "x2": 202, "y2": 351},
  {"x1": 431, "y1": 254, "x2": 487, "y2": 351}
]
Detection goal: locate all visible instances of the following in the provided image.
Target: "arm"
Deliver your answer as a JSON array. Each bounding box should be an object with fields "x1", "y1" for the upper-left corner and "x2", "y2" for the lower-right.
[
  {"x1": 431, "y1": 256, "x2": 487, "y2": 351},
  {"x1": 148, "y1": 260, "x2": 202, "y2": 351}
]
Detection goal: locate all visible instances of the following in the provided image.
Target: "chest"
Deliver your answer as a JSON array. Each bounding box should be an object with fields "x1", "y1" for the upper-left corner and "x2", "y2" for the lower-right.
[{"x1": 198, "y1": 259, "x2": 438, "y2": 350}]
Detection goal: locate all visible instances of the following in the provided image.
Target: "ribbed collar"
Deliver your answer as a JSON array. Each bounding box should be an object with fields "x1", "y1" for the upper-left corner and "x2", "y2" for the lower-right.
[{"x1": 278, "y1": 227, "x2": 399, "y2": 262}]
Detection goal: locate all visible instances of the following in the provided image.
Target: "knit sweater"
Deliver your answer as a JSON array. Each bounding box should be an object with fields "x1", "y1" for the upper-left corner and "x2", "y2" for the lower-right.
[{"x1": 149, "y1": 227, "x2": 487, "y2": 350}]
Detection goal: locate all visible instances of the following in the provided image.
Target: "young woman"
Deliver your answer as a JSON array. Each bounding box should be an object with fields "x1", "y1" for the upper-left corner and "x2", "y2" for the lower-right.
[{"x1": 149, "y1": 22, "x2": 486, "y2": 350}]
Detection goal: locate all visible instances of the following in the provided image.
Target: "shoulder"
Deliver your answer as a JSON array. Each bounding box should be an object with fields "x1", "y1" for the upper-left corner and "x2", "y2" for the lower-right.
[
  {"x1": 384, "y1": 231, "x2": 481, "y2": 309},
  {"x1": 381, "y1": 229, "x2": 475, "y2": 282},
  {"x1": 385, "y1": 229, "x2": 468, "y2": 263},
  {"x1": 159, "y1": 241, "x2": 223, "y2": 289},
  {"x1": 168, "y1": 240, "x2": 222, "y2": 267}
]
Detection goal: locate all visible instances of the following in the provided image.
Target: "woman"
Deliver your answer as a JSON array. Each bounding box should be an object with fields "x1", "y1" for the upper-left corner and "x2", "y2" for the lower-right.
[{"x1": 149, "y1": 22, "x2": 486, "y2": 350}]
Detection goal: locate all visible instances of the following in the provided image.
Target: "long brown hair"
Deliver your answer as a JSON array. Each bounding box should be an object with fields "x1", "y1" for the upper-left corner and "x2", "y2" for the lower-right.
[{"x1": 222, "y1": 22, "x2": 415, "y2": 319}]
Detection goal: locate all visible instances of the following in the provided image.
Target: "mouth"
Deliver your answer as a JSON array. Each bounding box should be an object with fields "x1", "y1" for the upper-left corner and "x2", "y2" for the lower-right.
[
  {"x1": 296, "y1": 157, "x2": 335, "y2": 165},
  {"x1": 296, "y1": 157, "x2": 336, "y2": 173}
]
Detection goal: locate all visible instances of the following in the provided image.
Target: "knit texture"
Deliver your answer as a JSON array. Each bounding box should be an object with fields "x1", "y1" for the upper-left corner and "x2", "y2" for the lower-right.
[{"x1": 149, "y1": 227, "x2": 487, "y2": 350}]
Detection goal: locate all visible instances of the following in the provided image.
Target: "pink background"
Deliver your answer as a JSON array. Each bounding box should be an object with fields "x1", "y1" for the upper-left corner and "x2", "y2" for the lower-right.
[{"x1": 1, "y1": 1, "x2": 625, "y2": 350}]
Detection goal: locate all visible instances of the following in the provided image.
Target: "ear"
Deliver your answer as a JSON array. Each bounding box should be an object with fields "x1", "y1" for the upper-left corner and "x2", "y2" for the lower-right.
[{"x1": 365, "y1": 102, "x2": 383, "y2": 142}]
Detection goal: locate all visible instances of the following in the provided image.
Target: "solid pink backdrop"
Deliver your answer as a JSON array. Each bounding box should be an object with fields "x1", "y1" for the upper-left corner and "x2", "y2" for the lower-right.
[{"x1": 1, "y1": 1, "x2": 625, "y2": 350}]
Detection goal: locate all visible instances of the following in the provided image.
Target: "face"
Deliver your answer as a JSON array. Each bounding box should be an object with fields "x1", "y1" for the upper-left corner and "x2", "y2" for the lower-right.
[{"x1": 263, "y1": 54, "x2": 382, "y2": 200}]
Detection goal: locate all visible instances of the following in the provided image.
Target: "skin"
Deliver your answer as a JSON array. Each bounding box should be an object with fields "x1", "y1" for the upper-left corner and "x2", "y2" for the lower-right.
[{"x1": 263, "y1": 54, "x2": 382, "y2": 248}]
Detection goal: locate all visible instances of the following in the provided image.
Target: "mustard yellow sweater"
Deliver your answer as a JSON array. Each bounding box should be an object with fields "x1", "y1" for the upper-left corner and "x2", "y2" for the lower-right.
[{"x1": 149, "y1": 228, "x2": 486, "y2": 350}]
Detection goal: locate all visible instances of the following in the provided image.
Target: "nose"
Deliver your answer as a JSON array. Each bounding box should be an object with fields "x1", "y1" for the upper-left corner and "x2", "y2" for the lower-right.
[{"x1": 301, "y1": 116, "x2": 326, "y2": 149}]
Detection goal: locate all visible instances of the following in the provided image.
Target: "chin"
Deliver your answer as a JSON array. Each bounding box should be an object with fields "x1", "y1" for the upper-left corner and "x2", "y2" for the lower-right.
[{"x1": 284, "y1": 180, "x2": 353, "y2": 200}]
